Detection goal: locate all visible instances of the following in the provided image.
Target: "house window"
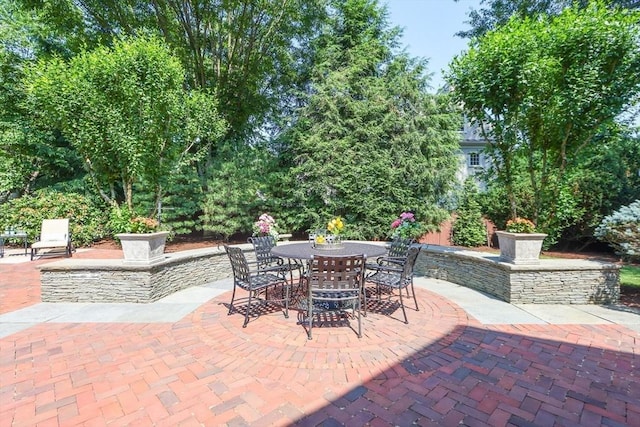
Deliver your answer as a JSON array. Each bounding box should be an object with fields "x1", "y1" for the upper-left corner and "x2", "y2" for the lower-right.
[{"x1": 469, "y1": 152, "x2": 480, "y2": 167}]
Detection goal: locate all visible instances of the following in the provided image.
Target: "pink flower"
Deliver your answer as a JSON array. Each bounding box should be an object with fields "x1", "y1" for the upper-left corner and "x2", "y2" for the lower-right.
[
  {"x1": 391, "y1": 219, "x2": 402, "y2": 229},
  {"x1": 400, "y1": 212, "x2": 415, "y2": 221}
]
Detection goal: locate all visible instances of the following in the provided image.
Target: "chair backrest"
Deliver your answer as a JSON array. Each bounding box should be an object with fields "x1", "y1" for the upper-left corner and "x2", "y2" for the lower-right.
[
  {"x1": 388, "y1": 237, "x2": 414, "y2": 258},
  {"x1": 247, "y1": 235, "x2": 279, "y2": 266},
  {"x1": 401, "y1": 247, "x2": 421, "y2": 281},
  {"x1": 225, "y1": 245, "x2": 250, "y2": 283},
  {"x1": 308, "y1": 254, "x2": 365, "y2": 292},
  {"x1": 40, "y1": 219, "x2": 69, "y2": 242}
]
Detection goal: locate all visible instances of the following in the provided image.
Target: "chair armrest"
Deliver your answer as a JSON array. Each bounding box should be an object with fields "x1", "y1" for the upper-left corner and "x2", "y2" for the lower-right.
[
  {"x1": 375, "y1": 256, "x2": 406, "y2": 266},
  {"x1": 367, "y1": 263, "x2": 403, "y2": 274}
]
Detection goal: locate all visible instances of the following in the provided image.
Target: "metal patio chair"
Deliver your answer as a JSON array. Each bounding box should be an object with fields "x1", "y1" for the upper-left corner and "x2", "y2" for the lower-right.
[
  {"x1": 364, "y1": 246, "x2": 421, "y2": 324},
  {"x1": 365, "y1": 236, "x2": 414, "y2": 271},
  {"x1": 302, "y1": 254, "x2": 366, "y2": 340},
  {"x1": 247, "y1": 235, "x2": 300, "y2": 280},
  {"x1": 225, "y1": 245, "x2": 291, "y2": 328}
]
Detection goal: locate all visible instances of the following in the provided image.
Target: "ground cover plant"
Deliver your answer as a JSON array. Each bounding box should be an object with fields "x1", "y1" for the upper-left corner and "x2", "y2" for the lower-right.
[{"x1": 620, "y1": 265, "x2": 640, "y2": 288}]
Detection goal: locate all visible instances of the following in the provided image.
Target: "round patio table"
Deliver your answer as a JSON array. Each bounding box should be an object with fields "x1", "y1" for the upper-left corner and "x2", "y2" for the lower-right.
[
  {"x1": 271, "y1": 241, "x2": 388, "y2": 311},
  {"x1": 271, "y1": 241, "x2": 387, "y2": 260}
]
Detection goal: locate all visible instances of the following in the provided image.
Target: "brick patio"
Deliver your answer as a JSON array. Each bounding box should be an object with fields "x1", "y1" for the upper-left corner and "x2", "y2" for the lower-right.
[{"x1": 1, "y1": 248, "x2": 638, "y2": 426}]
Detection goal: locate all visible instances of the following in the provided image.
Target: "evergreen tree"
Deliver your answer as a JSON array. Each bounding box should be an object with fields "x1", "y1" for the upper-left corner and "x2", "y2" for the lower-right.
[
  {"x1": 283, "y1": 0, "x2": 461, "y2": 239},
  {"x1": 452, "y1": 178, "x2": 487, "y2": 247}
]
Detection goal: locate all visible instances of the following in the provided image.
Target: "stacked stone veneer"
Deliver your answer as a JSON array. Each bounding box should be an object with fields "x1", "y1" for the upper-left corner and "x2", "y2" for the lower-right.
[
  {"x1": 39, "y1": 242, "x2": 620, "y2": 305},
  {"x1": 39, "y1": 245, "x2": 256, "y2": 303},
  {"x1": 415, "y1": 245, "x2": 620, "y2": 304}
]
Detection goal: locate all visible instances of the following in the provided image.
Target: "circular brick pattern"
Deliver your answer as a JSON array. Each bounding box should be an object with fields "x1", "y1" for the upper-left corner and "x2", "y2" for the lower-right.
[{"x1": 188, "y1": 288, "x2": 470, "y2": 379}]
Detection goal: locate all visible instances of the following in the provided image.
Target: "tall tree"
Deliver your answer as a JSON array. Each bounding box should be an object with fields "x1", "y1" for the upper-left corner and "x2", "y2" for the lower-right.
[
  {"x1": 14, "y1": 0, "x2": 326, "y2": 142},
  {"x1": 448, "y1": 1, "x2": 640, "y2": 243},
  {"x1": 24, "y1": 36, "x2": 226, "y2": 213},
  {"x1": 456, "y1": 0, "x2": 639, "y2": 39},
  {"x1": 0, "y1": 1, "x2": 84, "y2": 199},
  {"x1": 283, "y1": 0, "x2": 461, "y2": 239}
]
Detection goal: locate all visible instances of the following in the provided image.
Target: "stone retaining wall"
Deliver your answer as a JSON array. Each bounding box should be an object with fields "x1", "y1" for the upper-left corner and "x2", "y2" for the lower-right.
[
  {"x1": 415, "y1": 245, "x2": 620, "y2": 304},
  {"x1": 39, "y1": 245, "x2": 253, "y2": 303},
  {"x1": 40, "y1": 243, "x2": 620, "y2": 305}
]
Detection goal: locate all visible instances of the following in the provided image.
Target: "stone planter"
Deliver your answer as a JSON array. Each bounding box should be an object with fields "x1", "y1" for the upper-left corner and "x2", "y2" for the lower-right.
[
  {"x1": 116, "y1": 231, "x2": 169, "y2": 264},
  {"x1": 496, "y1": 231, "x2": 547, "y2": 265}
]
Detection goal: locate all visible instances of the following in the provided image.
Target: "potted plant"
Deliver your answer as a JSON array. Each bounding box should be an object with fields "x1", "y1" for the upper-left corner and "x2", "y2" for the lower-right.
[
  {"x1": 253, "y1": 213, "x2": 279, "y2": 239},
  {"x1": 495, "y1": 217, "x2": 547, "y2": 264},
  {"x1": 112, "y1": 208, "x2": 170, "y2": 265},
  {"x1": 390, "y1": 212, "x2": 423, "y2": 240}
]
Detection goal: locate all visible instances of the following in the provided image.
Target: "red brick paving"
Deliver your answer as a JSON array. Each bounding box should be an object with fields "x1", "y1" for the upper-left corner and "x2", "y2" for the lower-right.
[{"x1": 0, "y1": 249, "x2": 638, "y2": 426}]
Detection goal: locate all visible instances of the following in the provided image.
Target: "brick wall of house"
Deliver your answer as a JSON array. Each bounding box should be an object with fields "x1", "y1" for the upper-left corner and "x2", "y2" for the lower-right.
[{"x1": 419, "y1": 215, "x2": 497, "y2": 248}]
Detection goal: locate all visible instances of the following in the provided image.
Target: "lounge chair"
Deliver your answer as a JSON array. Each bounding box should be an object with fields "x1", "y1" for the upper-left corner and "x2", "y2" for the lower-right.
[{"x1": 30, "y1": 219, "x2": 73, "y2": 260}]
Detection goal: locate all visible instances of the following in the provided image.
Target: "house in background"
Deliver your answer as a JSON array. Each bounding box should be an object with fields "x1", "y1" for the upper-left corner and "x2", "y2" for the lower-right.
[
  {"x1": 457, "y1": 118, "x2": 490, "y2": 189},
  {"x1": 421, "y1": 118, "x2": 495, "y2": 247}
]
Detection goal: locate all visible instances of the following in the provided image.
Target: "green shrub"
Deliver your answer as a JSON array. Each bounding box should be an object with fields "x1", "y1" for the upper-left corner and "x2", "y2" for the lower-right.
[
  {"x1": 595, "y1": 199, "x2": 640, "y2": 262},
  {"x1": 0, "y1": 190, "x2": 108, "y2": 247},
  {"x1": 452, "y1": 179, "x2": 487, "y2": 247}
]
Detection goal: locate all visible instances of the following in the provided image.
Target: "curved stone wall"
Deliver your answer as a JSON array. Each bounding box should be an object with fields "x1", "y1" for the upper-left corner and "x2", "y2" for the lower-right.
[
  {"x1": 415, "y1": 245, "x2": 620, "y2": 304},
  {"x1": 39, "y1": 243, "x2": 620, "y2": 305},
  {"x1": 39, "y1": 245, "x2": 247, "y2": 303}
]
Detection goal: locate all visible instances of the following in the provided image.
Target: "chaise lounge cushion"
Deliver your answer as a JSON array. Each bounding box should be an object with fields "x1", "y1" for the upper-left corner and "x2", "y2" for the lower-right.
[{"x1": 30, "y1": 219, "x2": 72, "y2": 260}]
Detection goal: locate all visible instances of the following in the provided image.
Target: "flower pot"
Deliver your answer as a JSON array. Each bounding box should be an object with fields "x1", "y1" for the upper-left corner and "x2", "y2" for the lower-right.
[
  {"x1": 496, "y1": 231, "x2": 547, "y2": 265},
  {"x1": 116, "y1": 231, "x2": 169, "y2": 264}
]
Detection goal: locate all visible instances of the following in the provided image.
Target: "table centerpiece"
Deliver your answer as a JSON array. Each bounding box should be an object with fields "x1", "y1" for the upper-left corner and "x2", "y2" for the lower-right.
[{"x1": 311, "y1": 216, "x2": 345, "y2": 250}]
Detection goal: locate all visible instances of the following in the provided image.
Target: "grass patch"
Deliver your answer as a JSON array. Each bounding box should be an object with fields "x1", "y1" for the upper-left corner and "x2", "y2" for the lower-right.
[{"x1": 620, "y1": 265, "x2": 640, "y2": 288}]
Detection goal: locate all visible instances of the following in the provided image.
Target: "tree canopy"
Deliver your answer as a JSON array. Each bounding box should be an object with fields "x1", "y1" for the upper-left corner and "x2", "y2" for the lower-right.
[
  {"x1": 448, "y1": 1, "x2": 640, "y2": 243},
  {"x1": 456, "y1": 0, "x2": 640, "y2": 39},
  {"x1": 24, "y1": 36, "x2": 226, "y2": 213},
  {"x1": 283, "y1": 0, "x2": 461, "y2": 238}
]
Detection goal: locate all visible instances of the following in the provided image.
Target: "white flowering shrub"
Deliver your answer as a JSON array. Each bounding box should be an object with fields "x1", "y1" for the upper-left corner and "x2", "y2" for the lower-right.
[{"x1": 595, "y1": 200, "x2": 640, "y2": 261}]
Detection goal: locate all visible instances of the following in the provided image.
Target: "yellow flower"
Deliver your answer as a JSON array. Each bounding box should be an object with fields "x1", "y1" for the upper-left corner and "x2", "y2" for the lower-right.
[
  {"x1": 327, "y1": 216, "x2": 344, "y2": 235},
  {"x1": 315, "y1": 235, "x2": 326, "y2": 244}
]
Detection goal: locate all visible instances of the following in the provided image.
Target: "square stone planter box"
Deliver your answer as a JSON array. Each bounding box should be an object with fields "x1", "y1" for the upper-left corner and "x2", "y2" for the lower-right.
[
  {"x1": 116, "y1": 231, "x2": 169, "y2": 264},
  {"x1": 496, "y1": 231, "x2": 547, "y2": 265}
]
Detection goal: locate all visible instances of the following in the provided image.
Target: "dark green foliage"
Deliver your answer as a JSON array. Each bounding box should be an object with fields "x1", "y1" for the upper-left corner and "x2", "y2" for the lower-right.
[
  {"x1": 153, "y1": 172, "x2": 205, "y2": 236},
  {"x1": 24, "y1": 36, "x2": 225, "y2": 213},
  {"x1": 452, "y1": 179, "x2": 487, "y2": 247},
  {"x1": 13, "y1": 0, "x2": 326, "y2": 143},
  {"x1": 0, "y1": 3, "x2": 84, "y2": 199},
  {"x1": 457, "y1": 0, "x2": 638, "y2": 39},
  {"x1": 479, "y1": 127, "x2": 640, "y2": 247},
  {"x1": 595, "y1": 200, "x2": 640, "y2": 261},
  {"x1": 282, "y1": 0, "x2": 461, "y2": 239},
  {"x1": 448, "y1": 2, "x2": 640, "y2": 246},
  {"x1": 200, "y1": 142, "x2": 279, "y2": 239},
  {"x1": 0, "y1": 190, "x2": 108, "y2": 246}
]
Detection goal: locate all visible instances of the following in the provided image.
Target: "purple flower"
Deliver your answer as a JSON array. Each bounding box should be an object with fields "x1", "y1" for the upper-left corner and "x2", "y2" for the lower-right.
[{"x1": 400, "y1": 212, "x2": 415, "y2": 221}]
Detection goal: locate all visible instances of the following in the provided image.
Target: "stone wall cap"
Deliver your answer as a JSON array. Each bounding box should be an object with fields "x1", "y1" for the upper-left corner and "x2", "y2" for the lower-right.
[{"x1": 421, "y1": 244, "x2": 620, "y2": 271}]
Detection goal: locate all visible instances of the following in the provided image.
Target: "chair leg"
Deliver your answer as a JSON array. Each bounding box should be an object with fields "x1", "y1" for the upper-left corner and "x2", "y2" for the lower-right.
[
  {"x1": 356, "y1": 299, "x2": 362, "y2": 338},
  {"x1": 362, "y1": 283, "x2": 367, "y2": 317},
  {"x1": 228, "y1": 286, "x2": 238, "y2": 315},
  {"x1": 398, "y1": 287, "x2": 408, "y2": 324},
  {"x1": 410, "y1": 280, "x2": 419, "y2": 311},
  {"x1": 243, "y1": 290, "x2": 253, "y2": 328},
  {"x1": 284, "y1": 282, "x2": 290, "y2": 319},
  {"x1": 307, "y1": 294, "x2": 313, "y2": 340}
]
